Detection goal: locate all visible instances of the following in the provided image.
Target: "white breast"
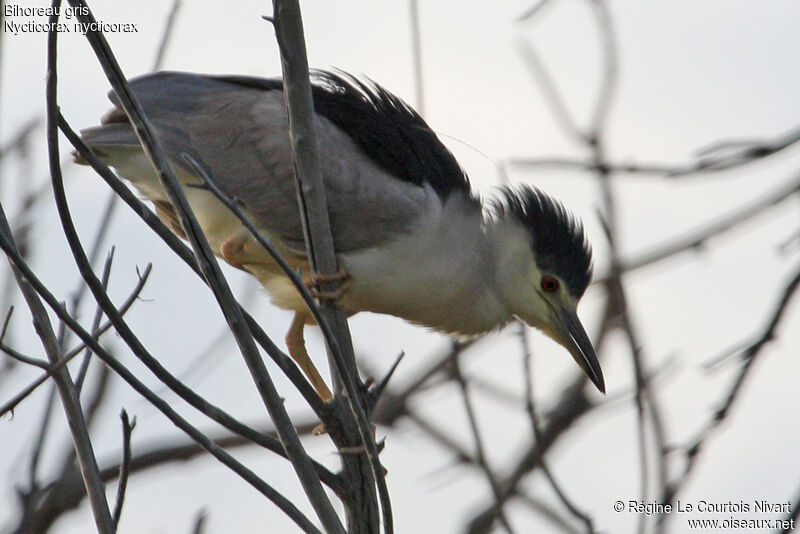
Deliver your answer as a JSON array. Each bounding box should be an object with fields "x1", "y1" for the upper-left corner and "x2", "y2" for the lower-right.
[{"x1": 336, "y1": 193, "x2": 511, "y2": 335}]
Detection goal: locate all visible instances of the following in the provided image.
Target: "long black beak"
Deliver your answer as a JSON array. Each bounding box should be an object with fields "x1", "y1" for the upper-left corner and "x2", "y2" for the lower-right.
[{"x1": 556, "y1": 308, "x2": 605, "y2": 393}]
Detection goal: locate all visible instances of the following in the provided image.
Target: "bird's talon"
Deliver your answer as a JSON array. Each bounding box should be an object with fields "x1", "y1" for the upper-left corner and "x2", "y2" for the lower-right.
[
  {"x1": 305, "y1": 268, "x2": 351, "y2": 301},
  {"x1": 310, "y1": 267, "x2": 349, "y2": 285}
]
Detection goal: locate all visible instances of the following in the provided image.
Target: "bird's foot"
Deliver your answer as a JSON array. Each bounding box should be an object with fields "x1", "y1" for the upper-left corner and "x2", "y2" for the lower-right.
[
  {"x1": 286, "y1": 313, "x2": 334, "y2": 402},
  {"x1": 306, "y1": 267, "x2": 351, "y2": 301}
]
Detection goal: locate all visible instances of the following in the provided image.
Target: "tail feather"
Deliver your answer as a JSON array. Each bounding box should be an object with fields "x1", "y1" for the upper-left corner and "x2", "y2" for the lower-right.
[{"x1": 73, "y1": 123, "x2": 139, "y2": 165}]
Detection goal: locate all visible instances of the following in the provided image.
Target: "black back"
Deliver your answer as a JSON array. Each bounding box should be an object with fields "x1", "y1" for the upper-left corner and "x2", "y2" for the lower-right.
[{"x1": 213, "y1": 71, "x2": 472, "y2": 201}]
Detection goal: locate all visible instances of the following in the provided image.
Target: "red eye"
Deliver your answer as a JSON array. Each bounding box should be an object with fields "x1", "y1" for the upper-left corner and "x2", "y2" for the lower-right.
[{"x1": 540, "y1": 276, "x2": 559, "y2": 292}]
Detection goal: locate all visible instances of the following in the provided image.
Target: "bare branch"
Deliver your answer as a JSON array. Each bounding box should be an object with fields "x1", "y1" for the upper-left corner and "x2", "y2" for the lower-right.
[
  {"x1": 452, "y1": 354, "x2": 516, "y2": 534},
  {"x1": 112, "y1": 410, "x2": 136, "y2": 529},
  {"x1": 272, "y1": 1, "x2": 391, "y2": 531},
  {"x1": 516, "y1": 0, "x2": 556, "y2": 23},
  {"x1": 588, "y1": 0, "x2": 618, "y2": 138},
  {"x1": 519, "y1": 323, "x2": 595, "y2": 532},
  {"x1": 465, "y1": 376, "x2": 596, "y2": 534},
  {"x1": 42, "y1": 8, "x2": 114, "y2": 529},
  {"x1": 598, "y1": 174, "x2": 800, "y2": 280},
  {"x1": 666, "y1": 262, "x2": 800, "y2": 510},
  {"x1": 0, "y1": 118, "x2": 41, "y2": 164},
  {"x1": 11, "y1": 418, "x2": 325, "y2": 534},
  {"x1": 509, "y1": 122, "x2": 800, "y2": 179},
  {"x1": 151, "y1": 0, "x2": 182, "y2": 70},
  {"x1": 74, "y1": 244, "x2": 116, "y2": 391},
  {"x1": 408, "y1": 0, "x2": 425, "y2": 116},
  {"x1": 366, "y1": 351, "x2": 405, "y2": 412},
  {"x1": 515, "y1": 38, "x2": 587, "y2": 144},
  {"x1": 0, "y1": 265, "x2": 151, "y2": 418},
  {"x1": 191, "y1": 508, "x2": 208, "y2": 534}
]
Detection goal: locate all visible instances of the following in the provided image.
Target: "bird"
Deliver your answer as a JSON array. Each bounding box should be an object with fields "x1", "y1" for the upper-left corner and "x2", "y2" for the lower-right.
[{"x1": 76, "y1": 70, "x2": 604, "y2": 400}]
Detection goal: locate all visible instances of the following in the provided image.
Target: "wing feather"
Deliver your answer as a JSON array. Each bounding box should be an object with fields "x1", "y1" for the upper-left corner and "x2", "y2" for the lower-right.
[{"x1": 81, "y1": 71, "x2": 440, "y2": 253}]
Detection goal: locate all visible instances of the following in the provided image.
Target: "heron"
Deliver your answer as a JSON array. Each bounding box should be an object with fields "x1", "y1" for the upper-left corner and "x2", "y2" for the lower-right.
[{"x1": 76, "y1": 70, "x2": 604, "y2": 400}]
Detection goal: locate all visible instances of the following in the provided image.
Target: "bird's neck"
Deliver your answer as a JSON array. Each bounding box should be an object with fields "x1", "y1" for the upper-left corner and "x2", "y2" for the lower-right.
[{"x1": 342, "y1": 195, "x2": 513, "y2": 335}]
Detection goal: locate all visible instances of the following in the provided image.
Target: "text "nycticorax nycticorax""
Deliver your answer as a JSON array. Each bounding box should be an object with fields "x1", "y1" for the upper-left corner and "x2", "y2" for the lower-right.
[{"x1": 76, "y1": 70, "x2": 604, "y2": 399}]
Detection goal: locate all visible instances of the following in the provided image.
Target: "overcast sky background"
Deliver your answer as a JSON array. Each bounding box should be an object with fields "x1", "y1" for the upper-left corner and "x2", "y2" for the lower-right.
[{"x1": 2, "y1": 1, "x2": 799, "y2": 533}]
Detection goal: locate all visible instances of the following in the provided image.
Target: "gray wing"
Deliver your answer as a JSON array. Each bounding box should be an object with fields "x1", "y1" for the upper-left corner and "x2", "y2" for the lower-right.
[{"x1": 80, "y1": 71, "x2": 434, "y2": 253}]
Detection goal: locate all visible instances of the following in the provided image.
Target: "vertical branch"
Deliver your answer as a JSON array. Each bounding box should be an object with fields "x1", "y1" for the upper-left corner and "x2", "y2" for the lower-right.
[
  {"x1": 519, "y1": 323, "x2": 595, "y2": 532},
  {"x1": 27, "y1": 386, "x2": 57, "y2": 491},
  {"x1": 587, "y1": 2, "x2": 668, "y2": 529},
  {"x1": 41, "y1": 4, "x2": 115, "y2": 532},
  {"x1": 112, "y1": 410, "x2": 136, "y2": 529},
  {"x1": 270, "y1": 1, "x2": 392, "y2": 532},
  {"x1": 452, "y1": 355, "x2": 516, "y2": 534},
  {"x1": 588, "y1": 0, "x2": 618, "y2": 136},
  {"x1": 408, "y1": 0, "x2": 425, "y2": 116},
  {"x1": 151, "y1": 0, "x2": 182, "y2": 70}
]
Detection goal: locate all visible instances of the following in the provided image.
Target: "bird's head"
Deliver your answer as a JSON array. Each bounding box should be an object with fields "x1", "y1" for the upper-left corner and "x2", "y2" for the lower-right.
[{"x1": 492, "y1": 186, "x2": 604, "y2": 393}]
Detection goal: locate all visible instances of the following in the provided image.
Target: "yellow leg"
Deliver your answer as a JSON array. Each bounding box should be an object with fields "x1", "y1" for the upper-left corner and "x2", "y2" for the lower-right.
[{"x1": 286, "y1": 312, "x2": 333, "y2": 402}]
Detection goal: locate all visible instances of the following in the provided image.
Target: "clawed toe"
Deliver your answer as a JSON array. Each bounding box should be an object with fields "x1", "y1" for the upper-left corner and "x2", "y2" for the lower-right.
[{"x1": 305, "y1": 267, "x2": 351, "y2": 301}]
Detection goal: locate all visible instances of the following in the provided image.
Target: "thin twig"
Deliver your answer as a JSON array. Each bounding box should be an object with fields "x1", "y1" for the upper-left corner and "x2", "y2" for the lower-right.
[
  {"x1": 44, "y1": 7, "x2": 115, "y2": 530},
  {"x1": 372, "y1": 339, "x2": 477, "y2": 425},
  {"x1": 191, "y1": 508, "x2": 208, "y2": 534},
  {"x1": 272, "y1": 2, "x2": 391, "y2": 532},
  {"x1": 452, "y1": 354, "x2": 516, "y2": 534},
  {"x1": 598, "y1": 209, "x2": 667, "y2": 531},
  {"x1": 366, "y1": 351, "x2": 405, "y2": 412},
  {"x1": 12, "y1": 418, "x2": 325, "y2": 534},
  {"x1": 515, "y1": 38, "x2": 587, "y2": 144},
  {"x1": 465, "y1": 376, "x2": 595, "y2": 534},
  {"x1": 27, "y1": 385, "x2": 57, "y2": 494},
  {"x1": 151, "y1": 0, "x2": 182, "y2": 70},
  {"x1": 74, "y1": 243, "x2": 115, "y2": 391},
  {"x1": 600, "y1": 174, "x2": 800, "y2": 280},
  {"x1": 408, "y1": 0, "x2": 425, "y2": 116},
  {"x1": 112, "y1": 410, "x2": 136, "y2": 528},
  {"x1": 0, "y1": 265, "x2": 152, "y2": 418},
  {"x1": 516, "y1": 0, "x2": 556, "y2": 23},
  {"x1": 665, "y1": 262, "x2": 800, "y2": 511},
  {"x1": 519, "y1": 323, "x2": 595, "y2": 532},
  {"x1": 0, "y1": 341, "x2": 48, "y2": 368},
  {"x1": 589, "y1": 2, "x2": 670, "y2": 526},
  {"x1": 0, "y1": 118, "x2": 41, "y2": 164},
  {"x1": 588, "y1": 0, "x2": 618, "y2": 137}
]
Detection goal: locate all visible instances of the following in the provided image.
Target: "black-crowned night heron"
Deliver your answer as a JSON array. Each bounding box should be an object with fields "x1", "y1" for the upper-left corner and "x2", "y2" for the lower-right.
[{"x1": 76, "y1": 70, "x2": 604, "y2": 400}]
